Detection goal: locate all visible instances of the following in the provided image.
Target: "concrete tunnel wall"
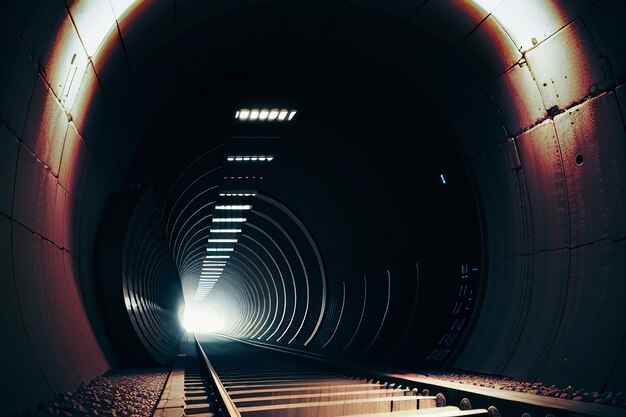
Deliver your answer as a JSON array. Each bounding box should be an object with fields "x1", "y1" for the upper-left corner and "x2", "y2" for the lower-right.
[{"x1": 0, "y1": 0, "x2": 625, "y2": 414}]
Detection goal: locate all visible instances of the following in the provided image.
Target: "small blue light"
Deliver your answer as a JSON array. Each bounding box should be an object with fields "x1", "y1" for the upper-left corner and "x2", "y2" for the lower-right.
[{"x1": 440, "y1": 174, "x2": 446, "y2": 184}]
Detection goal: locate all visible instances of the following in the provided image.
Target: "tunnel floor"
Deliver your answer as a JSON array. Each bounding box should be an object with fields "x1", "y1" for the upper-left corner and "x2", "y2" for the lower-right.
[{"x1": 13, "y1": 335, "x2": 626, "y2": 417}]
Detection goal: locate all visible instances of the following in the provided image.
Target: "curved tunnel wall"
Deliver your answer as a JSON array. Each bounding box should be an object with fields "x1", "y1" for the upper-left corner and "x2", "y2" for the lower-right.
[
  {"x1": 0, "y1": 0, "x2": 625, "y2": 414},
  {"x1": 95, "y1": 188, "x2": 183, "y2": 366}
]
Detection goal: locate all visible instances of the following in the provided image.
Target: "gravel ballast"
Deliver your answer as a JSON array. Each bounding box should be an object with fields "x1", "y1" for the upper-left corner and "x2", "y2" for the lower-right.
[{"x1": 17, "y1": 368, "x2": 168, "y2": 417}]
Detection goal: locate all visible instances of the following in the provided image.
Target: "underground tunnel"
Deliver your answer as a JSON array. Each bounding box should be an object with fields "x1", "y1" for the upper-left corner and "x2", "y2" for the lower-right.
[{"x1": 0, "y1": 1, "x2": 625, "y2": 417}]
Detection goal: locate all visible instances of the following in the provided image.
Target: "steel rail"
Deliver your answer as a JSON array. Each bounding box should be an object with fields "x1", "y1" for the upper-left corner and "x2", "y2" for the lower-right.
[{"x1": 194, "y1": 335, "x2": 242, "y2": 417}]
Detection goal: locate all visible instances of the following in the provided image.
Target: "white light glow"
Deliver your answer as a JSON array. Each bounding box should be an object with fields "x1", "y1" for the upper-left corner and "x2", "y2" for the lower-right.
[
  {"x1": 206, "y1": 248, "x2": 234, "y2": 252},
  {"x1": 206, "y1": 255, "x2": 230, "y2": 259},
  {"x1": 110, "y1": 0, "x2": 139, "y2": 19},
  {"x1": 181, "y1": 305, "x2": 225, "y2": 333},
  {"x1": 208, "y1": 239, "x2": 237, "y2": 243},
  {"x1": 250, "y1": 109, "x2": 259, "y2": 120},
  {"x1": 212, "y1": 218, "x2": 247, "y2": 222},
  {"x1": 211, "y1": 229, "x2": 242, "y2": 233},
  {"x1": 470, "y1": 0, "x2": 504, "y2": 13},
  {"x1": 288, "y1": 110, "x2": 297, "y2": 120},
  {"x1": 202, "y1": 268, "x2": 224, "y2": 271},
  {"x1": 278, "y1": 110, "x2": 288, "y2": 121},
  {"x1": 69, "y1": 1, "x2": 116, "y2": 57},
  {"x1": 215, "y1": 205, "x2": 252, "y2": 210}
]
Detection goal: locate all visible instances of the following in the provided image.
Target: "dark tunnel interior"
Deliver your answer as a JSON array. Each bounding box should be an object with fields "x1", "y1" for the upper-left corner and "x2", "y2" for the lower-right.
[{"x1": 0, "y1": 0, "x2": 625, "y2": 415}]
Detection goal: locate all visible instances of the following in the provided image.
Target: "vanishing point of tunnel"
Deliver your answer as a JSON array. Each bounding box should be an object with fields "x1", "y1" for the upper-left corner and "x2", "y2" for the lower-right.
[{"x1": 0, "y1": 1, "x2": 625, "y2": 417}]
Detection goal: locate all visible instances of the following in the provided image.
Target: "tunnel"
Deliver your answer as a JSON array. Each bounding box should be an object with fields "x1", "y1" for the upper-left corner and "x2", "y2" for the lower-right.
[{"x1": 0, "y1": 0, "x2": 625, "y2": 416}]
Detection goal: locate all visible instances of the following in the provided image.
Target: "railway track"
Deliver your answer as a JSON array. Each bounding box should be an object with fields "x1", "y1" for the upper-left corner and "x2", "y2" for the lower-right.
[{"x1": 153, "y1": 335, "x2": 623, "y2": 417}]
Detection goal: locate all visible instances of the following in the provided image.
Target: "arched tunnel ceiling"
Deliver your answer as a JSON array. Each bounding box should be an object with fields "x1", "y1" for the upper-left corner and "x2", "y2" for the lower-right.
[
  {"x1": 126, "y1": 54, "x2": 482, "y2": 358},
  {"x1": 0, "y1": 0, "x2": 626, "y2": 414}
]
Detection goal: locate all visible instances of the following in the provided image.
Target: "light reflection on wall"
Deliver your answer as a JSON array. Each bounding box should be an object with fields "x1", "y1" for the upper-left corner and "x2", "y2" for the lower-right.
[{"x1": 471, "y1": 0, "x2": 567, "y2": 52}]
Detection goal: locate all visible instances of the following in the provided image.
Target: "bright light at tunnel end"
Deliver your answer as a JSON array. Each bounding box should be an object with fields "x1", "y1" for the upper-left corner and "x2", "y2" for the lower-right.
[{"x1": 180, "y1": 304, "x2": 226, "y2": 334}]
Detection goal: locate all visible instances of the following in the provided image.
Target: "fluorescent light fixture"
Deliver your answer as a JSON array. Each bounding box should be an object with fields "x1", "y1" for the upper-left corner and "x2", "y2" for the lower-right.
[
  {"x1": 206, "y1": 255, "x2": 230, "y2": 259},
  {"x1": 206, "y1": 248, "x2": 234, "y2": 252},
  {"x1": 215, "y1": 205, "x2": 252, "y2": 210},
  {"x1": 226, "y1": 155, "x2": 274, "y2": 162},
  {"x1": 211, "y1": 229, "x2": 242, "y2": 233},
  {"x1": 440, "y1": 174, "x2": 446, "y2": 184},
  {"x1": 212, "y1": 218, "x2": 247, "y2": 222},
  {"x1": 202, "y1": 268, "x2": 223, "y2": 271},
  {"x1": 219, "y1": 193, "x2": 256, "y2": 197},
  {"x1": 235, "y1": 108, "x2": 296, "y2": 122},
  {"x1": 208, "y1": 239, "x2": 237, "y2": 243}
]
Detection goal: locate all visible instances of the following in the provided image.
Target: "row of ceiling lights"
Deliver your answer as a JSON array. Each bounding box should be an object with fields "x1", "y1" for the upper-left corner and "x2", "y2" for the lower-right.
[
  {"x1": 194, "y1": 107, "x2": 291, "y2": 300},
  {"x1": 193, "y1": 139, "x2": 281, "y2": 300}
]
